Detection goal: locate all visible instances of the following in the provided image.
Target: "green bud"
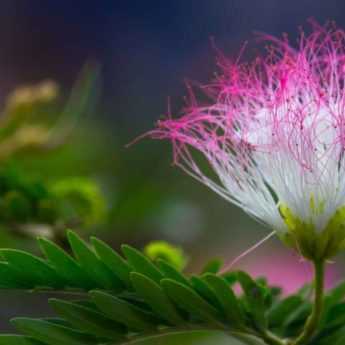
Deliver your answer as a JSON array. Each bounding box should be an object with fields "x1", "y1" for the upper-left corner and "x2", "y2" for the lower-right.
[{"x1": 279, "y1": 205, "x2": 345, "y2": 261}]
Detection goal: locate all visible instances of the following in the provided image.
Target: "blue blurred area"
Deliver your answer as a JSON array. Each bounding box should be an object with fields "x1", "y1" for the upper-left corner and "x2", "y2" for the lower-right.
[{"x1": 2, "y1": 0, "x2": 345, "y2": 128}]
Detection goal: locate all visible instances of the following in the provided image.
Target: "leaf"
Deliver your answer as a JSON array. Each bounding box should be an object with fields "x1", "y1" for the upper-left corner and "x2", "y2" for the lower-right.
[
  {"x1": 157, "y1": 259, "x2": 190, "y2": 286},
  {"x1": 314, "y1": 325, "x2": 345, "y2": 345},
  {"x1": 283, "y1": 302, "x2": 311, "y2": 337},
  {"x1": 0, "y1": 262, "x2": 33, "y2": 288},
  {"x1": 91, "y1": 290, "x2": 154, "y2": 331},
  {"x1": 130, "y1": 272, "x2": 184, "y2": 326},
  {"x1": 122, "y1": 245, "x2": 163, "y2": 284},
  {"x1": 201, "y1": 259, "x2": 223, "y2": 274},
  {"x1": 190, "y1": 276, "x2": 223, "y2": 311},
  {"x1": 326, "y1": 280, "x2": 345, "y2": 304},
  {"x1": 67, "y1": 231, "x2": 123, "y2": 290},
  {"x1": 321, "y1": 280, "x2": 345, "y2": 328},
  {"x1": 268, "y1": 295, "x2": 304, "y2": 329},
  {"x1": 12, "y1": 318, "x2": 96, "y2": 345},
  {"x1": 203, "y1": 273, "x2": 245, "y2": 327},
  {"x1": 49, "y1": 298, "x2": 126, "y2": 340},
  {"x1": 0, "y1": 335, "x2": 44, "y2": 345},
  {"x1": 125, "y1": 331, "x2": 257, "y2": 345},
  {"x1": 0, "y1": 249, "x2": 62, "y2": 288},
  {"x1": 315, "y1": 303, "x2": 345, "y2": 341},
  {"x1": 91, "y1": 237, "x2": 132, "y2": 288},
  {"x1": 237, "y1": 271, "x2": 267, "y2": 330},
  {"x1": 221, "y1": 271, "x2": 238, "y2": 286},
  {"x1": 38, "y1": 237, "x2": 92, "y2": 289},
  {"x1": 161, "y1": 279, "x2": 224, "y2": 328}
]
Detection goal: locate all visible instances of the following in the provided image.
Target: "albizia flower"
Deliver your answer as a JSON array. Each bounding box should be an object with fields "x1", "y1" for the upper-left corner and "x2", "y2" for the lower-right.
[{"x1": 148, "y1": 22, "x2": 345, "y2": 260}]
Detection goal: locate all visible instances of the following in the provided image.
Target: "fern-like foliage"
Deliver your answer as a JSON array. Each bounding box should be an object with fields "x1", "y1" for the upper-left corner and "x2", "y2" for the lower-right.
[{"x1": 0, "y1": 231, "x2": 344, "y2": 345}]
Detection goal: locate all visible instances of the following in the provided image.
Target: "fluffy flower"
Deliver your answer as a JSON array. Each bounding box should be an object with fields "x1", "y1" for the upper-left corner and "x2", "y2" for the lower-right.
[{"x1": 148, "y1": 22, "x2": 345, "y2": 259}]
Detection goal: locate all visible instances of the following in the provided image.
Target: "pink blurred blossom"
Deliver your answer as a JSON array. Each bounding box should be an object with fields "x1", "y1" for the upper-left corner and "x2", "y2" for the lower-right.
[{"x1": 239, "y1": 251, "x2": 341, "y2": 294}]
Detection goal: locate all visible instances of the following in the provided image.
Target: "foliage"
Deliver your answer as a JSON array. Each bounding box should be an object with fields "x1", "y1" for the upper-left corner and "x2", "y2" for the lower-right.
[
  {"x1": 0, "y1": 166, "x2": 106, "y2": 240},
  {"x1": 0, "y1": 64, "x2": 108, "y2": 242},
  {"x1": 50, "y1": 177, "x2": 107, "y2": 227},
  {"x1": 0, "y1": 231, "x2": 343, "y2": 344}
]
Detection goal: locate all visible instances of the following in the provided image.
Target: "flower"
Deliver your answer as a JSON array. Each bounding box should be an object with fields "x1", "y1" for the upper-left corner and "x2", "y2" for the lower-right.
[{"x1": 148, "y1": 22, "x2": 345, "y2": 261}]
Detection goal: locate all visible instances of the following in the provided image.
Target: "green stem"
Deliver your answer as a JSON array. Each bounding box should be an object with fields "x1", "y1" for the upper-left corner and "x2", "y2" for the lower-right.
[
  {"x1": 290, "y1": 260, "x2": 325, "y2": 345},
  {"x1": 261, "y1": 330, "x2": 287, "y2": 345}
]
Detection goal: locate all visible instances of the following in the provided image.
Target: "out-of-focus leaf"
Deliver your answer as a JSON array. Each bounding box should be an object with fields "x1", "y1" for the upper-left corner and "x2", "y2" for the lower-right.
[{"x1": 201, "y1": 258, "x2": 223, "y2": 274}]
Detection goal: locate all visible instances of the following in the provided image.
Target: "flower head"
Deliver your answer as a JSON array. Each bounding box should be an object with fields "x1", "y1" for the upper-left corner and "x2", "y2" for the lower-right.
[{"x1": 149, "y1": 22, "x2": 345, "y2": 260}]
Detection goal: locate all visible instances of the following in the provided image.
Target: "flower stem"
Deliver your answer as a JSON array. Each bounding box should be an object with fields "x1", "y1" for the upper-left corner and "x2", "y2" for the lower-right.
[
  {"x1": 261, "y1": 330, "x2": 287, "y2": 345},
  {"x1": 290, "y1": 259, "x2": 325, "y2": 345}
]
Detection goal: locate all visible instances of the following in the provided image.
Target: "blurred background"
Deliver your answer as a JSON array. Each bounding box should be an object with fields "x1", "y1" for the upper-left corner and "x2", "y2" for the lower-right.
[{"x1": 0, "y1": 0, "x2": 344, "y2": 343}]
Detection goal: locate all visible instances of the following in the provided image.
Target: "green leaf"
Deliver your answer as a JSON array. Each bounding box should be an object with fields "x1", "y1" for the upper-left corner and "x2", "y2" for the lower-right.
[
  {"x1": 326, "y1": 280, "x2": 345, "y2": 304},
  {"x1": 221, "y1": 271, "x2": 238, "y2": 286},
  {"x1": 268, "y1": 295, "x2": 304, "y2": 329},
  {"x1": 124, "y1": 331, "x2": 256, "y2": 345},
  {"x1": 91, "y1": 237, "x2": 132, "y2": 288},
  {"x1": 203, "y1": 273, "x2": 245, "y2": 327},
  {"x1": 91, "y1": 290, "x2": 154, "y2": 331},
  {"x1": 0, "y1": 262, "x2": 32, "y2": 288},
  {"x1": 0, "y1": 335, "x2": 44, "y2": 345},
  {"x1": 283, "y1": 302, "x2": 311, "y2": 337},
  {"x1": 12, "y1": 318, "x2": 96, "y2": 345},
  {"x1": 67, "y1": 231, "x2": 122, "y2": 290},
  {"x1": 201, "y1": 258, "x2": 223, "y2": 274},
  {"x1": 122, "y1": 245, "x2": 163, "y2": 284},
  {"x1": 315, "y1": 325, "x2": 345, "y2": 345},
  {"x1": 157, "y1": 259, "x2": 190, "y2": 286},
  {"x1": 318, "y1": 302, "x2": 345, "y2": 336},
  {"x1": 321, "y1": 280, "x2": 345, "y2": 328},
  {"x1": 49, "y1": 298, "x2": 126, "y2": 340},
  {"x1": 130, "y1": 272, "x2": 184, "y2": 325},
  {"x1": 161, "y1": 279, "x2": 224, "y2": 328},
  {"x1": 190, "y1": 276, "x2": 223, "y2": 311},
  {"x1": 38, "y1": 237, "x2": 92, "y2": 289},
  {"x1": 0, "y1": 249, "x2": 62, "y2": 288},
  {"x1": 237, "y1": 271, "x2": 267, "y2": 330}
]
